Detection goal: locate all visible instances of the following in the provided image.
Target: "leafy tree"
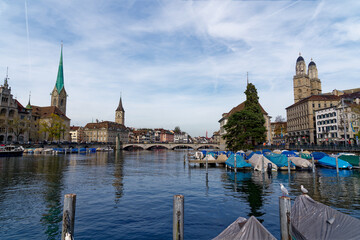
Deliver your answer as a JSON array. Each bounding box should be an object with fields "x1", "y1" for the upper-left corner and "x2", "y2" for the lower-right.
[
  {"x1": 223, "y1": 83, "x2": 266, "y2": 151},
  {"x1": 39, "y1": 113, "x2": 66, "y2": 142},
  {"x1": 174, "y1": 126, "x2": 181, "y2": 134},
  {"x1": 7, "y1": 116, "x2": 30, "y2": 142}
]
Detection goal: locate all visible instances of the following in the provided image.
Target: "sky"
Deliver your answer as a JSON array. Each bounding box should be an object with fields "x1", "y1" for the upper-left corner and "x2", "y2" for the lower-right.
[{"x1": 0, "y1": 0, "x2": 359, "y2": 137}]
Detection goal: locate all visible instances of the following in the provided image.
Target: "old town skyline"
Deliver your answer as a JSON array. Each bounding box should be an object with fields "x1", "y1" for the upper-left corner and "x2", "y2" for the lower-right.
[{"x1": 1, "y1": 0, "x2": 359, "y2": 136}]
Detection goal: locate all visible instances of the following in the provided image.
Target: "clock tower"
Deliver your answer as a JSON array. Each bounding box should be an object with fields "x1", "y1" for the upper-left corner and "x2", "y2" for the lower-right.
[{"x1": 115, "y1": 96, "x2": 125, "y2": 125}]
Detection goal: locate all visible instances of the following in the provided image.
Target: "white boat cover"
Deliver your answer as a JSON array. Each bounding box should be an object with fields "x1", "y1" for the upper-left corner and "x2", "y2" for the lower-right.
[
  {"x1": 217, "y1": 154, "x2": 228, "y2": 161},
  {"x1": 288, "y1": 157, "x2": 313, "y2": 168},
  {"x1": 204, "y1": 154, "x2": 216, "y2": 161},
  {"x1": 291, "y1": 195, "x2": 360, "y2": 240},
  {"x1": 248, "y1": 154, "x2": 278, "y2": 172},
  {"x1": 195, "y1": 152, "x2": 204, "y2": 159},
  {"x1": 213, "y1": 216, "x2": 276, "y2": 240}
]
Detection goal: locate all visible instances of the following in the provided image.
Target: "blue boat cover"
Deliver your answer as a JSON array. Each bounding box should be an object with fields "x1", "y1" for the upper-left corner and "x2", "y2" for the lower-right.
[
  {"x1": 265, "y1": 153, "x2": 291, "y2": 167},
  {"x1": 226, "y1": 154, "x2": 252, "y2": 168},
  {"x1": 318, "y1": 156, "x2": 352, "y2": 169},
  {"x1": 246, "y1": 151, "x2": 262, "y2": 160},
  {"x1": 281, "y1": 151, "x2": 299, "y2": 157},
  {"x1": 311, "y1": 152, "x2": 328, "y2": 160}
]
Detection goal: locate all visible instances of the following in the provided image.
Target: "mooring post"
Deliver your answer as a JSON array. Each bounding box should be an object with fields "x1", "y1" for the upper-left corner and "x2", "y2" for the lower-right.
[
  {"x1": 335, "y1": 156, "x2": 339, "y2": 174},
  {"x1": 205, "y1": 155, "x2": 208, "y2": 181},
  {"x1": 173, "y1": 195, "x2": 184, "y2": 240},
  {"x1": 234, "y1": 156, "x2": 237, "y2": 173},
  {"x1": 287, "y1": 157, "x2": 291, "y2": 175},
  {"x1": 311, "y1": 156, "x2": 315, "y2": 173},
  {"x1": 61, "y1": 194, "x2": 76, "y2": 240},
  {"x1": 279, "y1": 196, "x2": 291, "y2": 240},
  {"x1": 262, "y1": 155, "x2": 265, "y2": 172}
]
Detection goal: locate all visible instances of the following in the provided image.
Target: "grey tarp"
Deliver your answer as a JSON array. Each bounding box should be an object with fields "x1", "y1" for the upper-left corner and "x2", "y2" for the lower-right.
[
  {"x1": 288, "y1": 157, "x2": 313, "y2": 169},
  {"x1": 291, "y1": 195, "x2": 360, "y2": 240},
  {"x1": 249, "y1": 153, "x2": 278, "y2": 171},
  {"x1": 213, "y1": 216, "x2": 276, "y2": 240}
]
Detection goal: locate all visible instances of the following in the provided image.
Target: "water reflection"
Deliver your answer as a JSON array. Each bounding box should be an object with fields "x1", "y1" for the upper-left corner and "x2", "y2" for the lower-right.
[
  {"x1": 113, "y1": 151, "x2": 125, "y2": 204},
  {"x1": 224, "y1": 171, "x2": 266, "y2": 220}
]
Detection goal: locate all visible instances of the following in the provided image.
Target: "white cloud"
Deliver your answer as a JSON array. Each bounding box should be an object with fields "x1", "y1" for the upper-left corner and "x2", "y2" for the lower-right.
[{"x1": 0, "y1": 0, "x2": 359, "y2": 136}]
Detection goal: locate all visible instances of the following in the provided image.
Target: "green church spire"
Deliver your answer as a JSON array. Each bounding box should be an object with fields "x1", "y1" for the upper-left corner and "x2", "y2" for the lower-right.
[{"x1": 55, "y1": 43, "x2": 64, "y2": 93}]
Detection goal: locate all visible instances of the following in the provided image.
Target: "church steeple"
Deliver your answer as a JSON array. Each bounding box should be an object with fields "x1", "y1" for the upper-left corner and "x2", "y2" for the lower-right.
[
  {"x1": 115, "y1": 95, "x2": 125, "y2": 125},
  {"x1": 55, "y1": 43, "x2": 64, "y2": 93},
  {"x1": 51, "y1": 43, "x2": 67, "y2": 114}
]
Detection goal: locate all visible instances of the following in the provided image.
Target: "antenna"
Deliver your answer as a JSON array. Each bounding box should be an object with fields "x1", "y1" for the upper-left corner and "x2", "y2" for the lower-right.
[{"x1": 247, "y1": 72, "x2": 249, "y2": 85}]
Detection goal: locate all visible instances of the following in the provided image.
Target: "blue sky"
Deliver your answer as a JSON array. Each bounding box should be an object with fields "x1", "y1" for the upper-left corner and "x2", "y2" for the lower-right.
[{"x1": 0, "y1": 0, "x2": 359, "y2": 136}]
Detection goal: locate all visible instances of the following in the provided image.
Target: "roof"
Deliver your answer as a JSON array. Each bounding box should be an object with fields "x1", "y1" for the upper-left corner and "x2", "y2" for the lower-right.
[
  {"x1": 116, "y1": 97, "x2": 125, "y2": 112},
  {"x1": 225, "y1": 101, "x2": 268, "y2": 118},
  {"x1": 15, "y1": 100, "x2": 29, "y2": 114},
  {"x1": 286, "y1": 94, "x2": 340, "y2": 109},
  {"x1": 70, "y1": 126, "x2": 80, "y2": 131},
  {"x1": 297, "y1": 56, "x2": 304, "y2": 62},
  {"x1": 55, "y1": 44, "x2": 64, "y2": 93},
  {"x1": 31, "y1": 105, "x2": 70, "y2": 120},
  {"x1": 308, "y1": 61, "x2": 316, "y2": 67},
  {"x1": 84, "y1": 121, "x2": 127, "y2": 130}
]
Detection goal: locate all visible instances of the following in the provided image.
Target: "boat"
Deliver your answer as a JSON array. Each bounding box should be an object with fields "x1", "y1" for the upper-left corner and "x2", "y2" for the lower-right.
[
  {"x1": 291, "y1": 194, "x2": 360, "y2": 240},
  {"x1": 339, "y1": 155, "x2": 360, "y2": 167},
  {"x1": 213, "y1": 215, "x2": 276, "y2": 240},
  {"x1": 225, "y1": 154, "x2": 252, "y2": 170},
  {"x1": 248, "y1": 153, "x2": 278, "y2": 171},
  {"x1": 288, "y1": 156, "x2": 313, "y2": 170},
  {"x1": 0, "y1": 145, "x2": 24, "y2": 157},
  {"x1": 264, "y1": 153, "x2": 296, "y2": 170},
  {"x1": 317, "y1": 156, "x2": 352, "y2": 169}
]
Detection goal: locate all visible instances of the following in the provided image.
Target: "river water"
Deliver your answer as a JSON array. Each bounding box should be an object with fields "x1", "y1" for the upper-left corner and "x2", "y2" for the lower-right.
[{"x1": 0, "y1": 150, "x2": 360, "y2": 239}]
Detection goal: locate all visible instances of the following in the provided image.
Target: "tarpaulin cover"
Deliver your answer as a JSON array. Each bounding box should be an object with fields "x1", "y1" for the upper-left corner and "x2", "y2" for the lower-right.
[
  {"x1": 225, "y1": 154, "x2": 252, "y2": 168},
  {"x1": 339, "y1": 155, "x2": 360, "y2": 166},
  {"x1": 318, "y1": 156, "x2": 352, "y2": 169},
  {"x1": 265, "y1": 153, "x2": 291, "y2": 167},
  {"x1": 281, "y1": 151, "x2": 299, "y2": 157},
  {"x1": 248, "y1": 154, "x2": 278, "y2": 171},
  {"x1": 290, "y1": 195, "x2": 360, "y2": 240},
  {"x1": 311, "y1": 152, "x2": 328, "y2": 160},
  {"x1": 204, "y1": 154, "x2": 216, "y2": 161},
  {"x1": 288, "y1": 157, "x2": 313, "y2": 169},
  {"x1": 213, "y1": 216, "x2": 276, "y2": 240},
  {"x1": 300, "y1": 152, "x2": 312, "y2": 160},
  {"x1": 246, "y1": 151, "x2": 262, "y2": 160}
]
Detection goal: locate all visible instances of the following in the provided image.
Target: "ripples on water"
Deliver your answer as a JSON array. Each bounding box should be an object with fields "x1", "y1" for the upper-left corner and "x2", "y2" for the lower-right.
[{"x1": 0, "y1": 150, "x2": 359, "y2": 239}]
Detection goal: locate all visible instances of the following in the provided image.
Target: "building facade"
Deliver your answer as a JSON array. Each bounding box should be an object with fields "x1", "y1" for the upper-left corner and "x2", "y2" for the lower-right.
[
  {"x1": 218, "y1": 101, "x2": 272, "y2": 149},
  {"x1": 83, "y1": 121, "x2": 128, "y2": 143},
  {"x1": 70, "y1": 126, "x2": 84, "y2": 143},
  {"x1": 271, "y1": 121, "x2": 287, "y2": 145}
]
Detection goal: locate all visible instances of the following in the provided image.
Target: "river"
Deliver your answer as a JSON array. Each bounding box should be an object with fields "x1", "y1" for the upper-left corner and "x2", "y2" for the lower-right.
[{"x1": 0, "y1": 150, "x2": 360, "y2": 239}]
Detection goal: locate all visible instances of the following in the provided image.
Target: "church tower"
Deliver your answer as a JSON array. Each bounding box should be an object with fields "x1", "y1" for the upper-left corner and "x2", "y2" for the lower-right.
[
  {"x1": 115, "y1": 96, "x2": 125, "y2": 125},
  {"x1": 308, "y1": 59, "x2": 322, "y2": 95},
  {"x1": 293, "y1": 53, "x2": 311, "y2": 103},
  {"x1": 51, "y1": 44, "x2": 67, "y2": 114}
]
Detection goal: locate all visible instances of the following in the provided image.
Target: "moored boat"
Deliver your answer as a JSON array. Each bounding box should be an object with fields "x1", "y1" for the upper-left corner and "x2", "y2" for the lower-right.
[
  {"x1": 0, "y1": 145, "x2": 24, "y2": 157},
  {"x1": 317, "y1": 156, "x2": 352, "y2": 169}
]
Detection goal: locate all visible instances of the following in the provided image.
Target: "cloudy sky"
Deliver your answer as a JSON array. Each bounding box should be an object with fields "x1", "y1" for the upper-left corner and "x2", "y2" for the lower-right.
[{"x1": 0, "y1": 0, "x2": 359, "y2": 136}]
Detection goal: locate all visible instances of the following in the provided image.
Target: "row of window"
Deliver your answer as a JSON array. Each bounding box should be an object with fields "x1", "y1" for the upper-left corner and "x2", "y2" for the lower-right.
[
  {"x1": 312, "y1": 103, "x2": 333, "y2": 108},
  {"x1": 318, "y1": 126, "x2": 337, "y2": 132},
  {"x1": 317, "y1": 119, "x2": 337, "y2": 125},
  {"x1": 317, "y1": 112, "x2": 336, "y2": 119},
  {"x1": 318, "y1": 132, "x2": 338, "y2": 138}
]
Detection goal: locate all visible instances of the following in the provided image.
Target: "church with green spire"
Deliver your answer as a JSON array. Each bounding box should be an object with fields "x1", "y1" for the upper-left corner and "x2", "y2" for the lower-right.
[{"x1": 51, "y1": 43, "x2": 67, "y2": 115}]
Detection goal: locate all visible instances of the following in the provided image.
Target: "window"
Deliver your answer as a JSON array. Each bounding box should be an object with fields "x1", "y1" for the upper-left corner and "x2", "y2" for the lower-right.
[{"x1": 318, "y1": 104, "x2": 321, "y2": 108}]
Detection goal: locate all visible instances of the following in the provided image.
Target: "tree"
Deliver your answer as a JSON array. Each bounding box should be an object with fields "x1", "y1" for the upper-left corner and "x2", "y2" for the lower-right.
[
  {"x1": 174, "y1": 126, "x2": 181, "y2": 134},
  {"x1": 7, "y1": 116, "x2": 30, "y2": 142},
  {"x1": 223, "y1": 83, "x2": 266, "y2": 151},
  {"x1": 275, "y1": 115, "x2": 285, "y2": 122},
  {"x1": 39, "y1": 114, "x2": 66, "y2": 142}
]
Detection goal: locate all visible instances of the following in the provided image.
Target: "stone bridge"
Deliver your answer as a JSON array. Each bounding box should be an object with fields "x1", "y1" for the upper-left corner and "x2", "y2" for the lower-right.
[{"x1": 121, "y1": 143, "x2": 220, "y2": 150}]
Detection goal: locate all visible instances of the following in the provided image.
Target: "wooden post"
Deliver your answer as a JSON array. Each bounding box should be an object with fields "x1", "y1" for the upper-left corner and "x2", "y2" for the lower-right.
[
  {"x1": 234, "y1": 156, "x2": 237, "y2": 173},
  {"x1": 262, "y1": 155, "x2": 265, "y2": 172},
  {"x1": 335, "y1": 156, "x2": 339, "y2": 174},
  {"x1": 61, "y1": 194, "x2": 76, "y2": 240},
  {"x1": 173, "y1": 195, "x2": 184, "y2": 240},
  {"x1": 279, "y1": 196, "x2": 291, "y2": 240},
  {"x1": 78, "y1": 148, "x2": 80, "y2": 154},
  {"x1": 287, "y1": 157, "x2": 290, "y2": 175},
  {"x1": 205, "y1": 155, "x2": 208, "y2": 181},
  {"x1": 311, "y1": 156, "x2": 315, "y2": 173}
]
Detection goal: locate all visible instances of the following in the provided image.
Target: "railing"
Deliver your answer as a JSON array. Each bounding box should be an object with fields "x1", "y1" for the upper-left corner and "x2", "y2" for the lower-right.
[{"x1": 256, "y1": 144, "x2": 360, "y2": 153}]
